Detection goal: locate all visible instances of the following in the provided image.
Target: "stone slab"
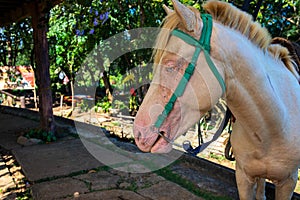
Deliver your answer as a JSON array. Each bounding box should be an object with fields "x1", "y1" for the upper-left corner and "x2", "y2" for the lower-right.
[
  {"x1": 65, "y1": 189, "x2": 148, "y2": 200},
  {"x1": 0, "y1": 157, "x2": 15, "y2": 193},
  {"x1": 0, "y1": 113, "x2": 38, "y2": 132},
  {"x1": 74, "y1": 171, "x2": 120, "y2": 191},
  {"x1": 172, "y1": 155, "x2": 238, "y2": 199},
  {"x1": 0, "y1": 113, "x2": 38, "y2": 150},
  {"x1": 31, "y1": 177, "x2": 89, "y2": 200},
  {"x1": 137, "y1": 181, "x2": 203, "y2": 200},
  {"x1": 12, "y1": 139, "x2": 104, "y2": 181}
]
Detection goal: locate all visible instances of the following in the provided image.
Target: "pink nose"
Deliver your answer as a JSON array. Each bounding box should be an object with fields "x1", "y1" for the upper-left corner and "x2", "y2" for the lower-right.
[
  {"x1": 133, "y1": 103, "x2": 164, "y2": 151},
  {"x1": 133, "y1": 125, "x2": 153, "y2": 152}
]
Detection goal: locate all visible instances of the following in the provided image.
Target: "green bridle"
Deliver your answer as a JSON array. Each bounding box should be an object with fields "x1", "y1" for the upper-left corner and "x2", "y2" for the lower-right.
[{"x1": 153, "y1": 13, "x2": 226, "y2": 131}]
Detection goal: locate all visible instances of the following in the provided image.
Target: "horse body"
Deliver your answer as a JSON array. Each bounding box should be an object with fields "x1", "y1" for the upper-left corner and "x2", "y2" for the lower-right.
[
  {"x1": 133, "y1": 0, "x2": 300, "y2": 199},
  {"x1": 224, "y1": 32, "x2": 300, "y2": 198}
]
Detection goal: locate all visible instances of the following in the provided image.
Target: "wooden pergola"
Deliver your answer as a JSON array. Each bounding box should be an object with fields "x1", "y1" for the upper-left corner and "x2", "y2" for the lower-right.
[
  {"x1": 0, "y1": 0, "x2": 63, "y2": 132},
  {"x1": 0, "y1": 0, "x2": 62, "y2": 26}
]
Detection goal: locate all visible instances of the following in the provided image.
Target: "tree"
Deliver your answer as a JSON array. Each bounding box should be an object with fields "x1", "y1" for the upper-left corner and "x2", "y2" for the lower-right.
[
  {"x1": 228, "y1": 0, "x2": 299, "y2": 41},
  {"x1": 47, "y1": 0, "x2": 170, "y2": 110},
  {"x1": 1, "y1": 0, "x2": 298, "y2": 118},
  {"x1": 256, "y1": 0, "x2": 299, "y2": 41},
  {"x1": 30, "y1": 0, "x2": 57, "y2": 134},
  {"x1": 44, "y1": 0, "x2": 300, "y2": 115},
  {"x1": 0, "y1": 19, "x2": 33, "y2": 66},
  {"x1": 48, "y1": 0, "x2": 110, "y2": 110}
]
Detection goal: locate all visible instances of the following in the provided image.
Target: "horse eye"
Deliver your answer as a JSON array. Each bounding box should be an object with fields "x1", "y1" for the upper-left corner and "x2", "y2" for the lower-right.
[
  {"x1": 177, "y1": 58, "x2": 186, "y2": 68},
  {"x1": 166, "y1": 66, "x2": 175, "y2": 73}
]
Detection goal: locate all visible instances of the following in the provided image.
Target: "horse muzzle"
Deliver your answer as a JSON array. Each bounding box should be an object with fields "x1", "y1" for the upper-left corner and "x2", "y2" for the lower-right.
[{"x1": 133, "y1": 124, "x2": 173, "y2": 153}]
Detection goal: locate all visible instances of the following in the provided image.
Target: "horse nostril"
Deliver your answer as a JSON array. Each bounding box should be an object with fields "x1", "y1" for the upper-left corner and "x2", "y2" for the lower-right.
[
  {"x1": 134, "y1": 128, "x2": 142, "y2": 142},
  {"x1": 136, "y1": 131, "x2": 141, "y2": 141}
]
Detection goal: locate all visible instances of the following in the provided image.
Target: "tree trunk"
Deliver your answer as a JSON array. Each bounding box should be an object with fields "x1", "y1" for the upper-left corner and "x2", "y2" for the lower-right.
[
  {"x1": 69, "y1": 56, "x2": 75, "y2": 111},
  {"x1": 13, "y1": 39, "x2": 18, "y2": 66},
  {"x1": 71, "y1": 78, "x2": 75, "y2": 111},
  {"x1": 138, "y1": 0, "x2": 145, "y2": 27},
  {"x1": 7, "y1": 39, "x2": 12, "y2": 66},
  {"x1": 102, "y1": 71, "x2": 113, "y2": 102},
  {"x1": 31, "y1": 1, "x2": 55, "y2": 133}
]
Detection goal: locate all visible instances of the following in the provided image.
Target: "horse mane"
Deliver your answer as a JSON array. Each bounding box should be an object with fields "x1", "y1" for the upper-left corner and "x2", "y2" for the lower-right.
[
  {"x1": 269, "y1": 37, "x2": 300, "y2": 80},
  {"x1": 203, "y1": 1, "x2": 300, "y2": 80},
  {"x1": 203, "y1": 0, "x2": 271, "y2": 50},
  {"x1": 154, "y1": 0, "x2": 299, "y2": 80},
  {"x1": 271, "y1": 37, "x2": 300, "y2": 69},
  {"x1": 154, "y1": 0, "x2": 271, "y2": 65}
]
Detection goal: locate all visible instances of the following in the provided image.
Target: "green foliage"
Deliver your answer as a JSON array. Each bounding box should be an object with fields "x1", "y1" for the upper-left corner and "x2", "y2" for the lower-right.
[
  {"x1": 25, "y1": 128, "x2": 57, "y2": 143},
  {"x1": 79, "y1": 99, "x2": 93, "y2": 112},
  {"x1": 256, "y1": 0, "x2": 300, "y2": 40},
  {"x1": 0, "y1": 18, "x2": 33, "y2": 66},
  {"x1": 95, "y1": 96, "x2": 111, "y2": 113},
  {"x1": 225, "y1": 0, "x2": 300, "y2": 41},
  {"x1": 208, "y1": 152, "x2": 227, "y2": 162},
  {"x1": 77, "y1": 96, "x2": 112, "y2": 113},
  {"x1": 46, "y1": 0, "x2": 299, "y2": 110},
  {"x1": 113, "y1": 99, "x2": 128, "y2": 111},
  {"x1": 48, "y1": 0, "x2": 111, "y2": 95},
  {"x1": 15, "y1": 188, "x2": 32, "y2": 200},
  {"x1": 129, "y1": 94, "x2": 138, "y2": 115},
  {"x1": 1, "y1": 0, "x2": 298, "y2": 116}
]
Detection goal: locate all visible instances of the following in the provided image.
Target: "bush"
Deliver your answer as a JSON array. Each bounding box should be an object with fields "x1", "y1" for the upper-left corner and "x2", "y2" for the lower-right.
[
  {"x1": 25, "y1": 128, "x2": 57, "y2": 143},
  {"x1": 95, "y1": 96, "x2": 111, "y2": 113}
]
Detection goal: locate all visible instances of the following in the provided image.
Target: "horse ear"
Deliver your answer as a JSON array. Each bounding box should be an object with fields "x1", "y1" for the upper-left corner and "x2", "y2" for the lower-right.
[
  {"x1": 172, "y1": 0, "x2": 196, "y2": 32},
  {"x1": 163, "y1": 4, "x2": 173, "y2": 15}
]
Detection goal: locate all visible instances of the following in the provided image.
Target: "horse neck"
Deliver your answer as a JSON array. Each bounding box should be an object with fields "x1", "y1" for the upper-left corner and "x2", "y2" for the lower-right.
[{"x1": 222, "y1": 39, "x2": 287, "y2": 135}]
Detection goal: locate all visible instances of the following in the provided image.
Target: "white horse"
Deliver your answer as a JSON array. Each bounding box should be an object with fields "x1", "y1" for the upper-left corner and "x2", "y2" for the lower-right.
[{"x1": 133, "y1": 0, "x2": 300, "y2": 199}]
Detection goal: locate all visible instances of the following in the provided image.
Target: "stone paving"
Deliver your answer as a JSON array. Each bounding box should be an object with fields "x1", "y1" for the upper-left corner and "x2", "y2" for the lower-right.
[
  {"x1": 0, "y1": 107, "x2": 231, "y2": 200},
  {"x1": 0, "y1": 106, "x2": 299, "y2": 200},
  {"x1": 0, "y1": 156, "x2": 15, "y2": 196}
]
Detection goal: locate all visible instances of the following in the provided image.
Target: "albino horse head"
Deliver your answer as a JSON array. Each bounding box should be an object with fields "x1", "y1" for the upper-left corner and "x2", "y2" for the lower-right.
[
  {"x1": 134, "y1": 0, "x2": 300, "y2": 199},
  {"x1": 134, "y1": 1, "x2": 225, "y2": 153}
]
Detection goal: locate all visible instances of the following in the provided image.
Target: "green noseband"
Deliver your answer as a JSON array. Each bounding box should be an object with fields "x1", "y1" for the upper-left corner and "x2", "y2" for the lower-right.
[{"x1": 154, "y1": 13, "x2": 226, "y2": 129}]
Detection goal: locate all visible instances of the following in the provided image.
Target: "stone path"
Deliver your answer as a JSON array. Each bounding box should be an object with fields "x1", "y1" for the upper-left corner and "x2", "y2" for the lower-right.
[
  {"x1": 0, "y1": 156, "x2": 15, "y2": 197},
  {"x1": 0, "y1": 106, "x2": 299, "y2": 200},
  {"x1": 0, "y1": 107, "x2": 231, "y2": 200}
]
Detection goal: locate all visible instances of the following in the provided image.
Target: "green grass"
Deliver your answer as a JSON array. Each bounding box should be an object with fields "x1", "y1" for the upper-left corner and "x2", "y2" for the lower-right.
[
  {"x1": 156, "y1": 166, "x2": 232, "y2": 200},
  {"x1": 208, "y1": 153, "x2": 227, "y2": 162},
  {"x1": 15, "y1": 189, "x2": 32, "y2": 200}
]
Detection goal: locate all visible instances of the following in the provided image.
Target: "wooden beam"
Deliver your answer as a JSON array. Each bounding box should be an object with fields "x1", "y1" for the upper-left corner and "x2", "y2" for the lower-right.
[
  {"x1": 0, "y1": 0, "x2": 63, "y2": 26},
  {"x1": 0, "y1": 90, "x2": 19, "y2": 100},
  {"x1": 0, "y1": 2, "x2": 30, "y2": 25}
]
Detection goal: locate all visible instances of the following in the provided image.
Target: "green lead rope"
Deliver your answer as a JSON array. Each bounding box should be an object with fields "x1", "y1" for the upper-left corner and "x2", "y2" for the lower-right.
[{"x1": 154, "y1": 14, "x2": 226, "y2": 129}]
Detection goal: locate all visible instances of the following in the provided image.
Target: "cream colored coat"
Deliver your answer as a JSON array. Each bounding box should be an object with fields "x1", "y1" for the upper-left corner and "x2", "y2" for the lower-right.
[{"x1": 133, "y1": 0, "x2": 300, "y2": 199}]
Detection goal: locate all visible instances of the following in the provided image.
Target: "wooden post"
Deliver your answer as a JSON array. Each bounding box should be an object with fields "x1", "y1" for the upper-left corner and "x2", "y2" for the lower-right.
[
  {"x1": 60, "y1": 94, "x2": 64, "y2": 116},
  {"x1": 20, "y1": 96, "x2": 25, "y2": 108},
  {"x1": 31, "y1": 1, "x2": 55, "y2": 133}
]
